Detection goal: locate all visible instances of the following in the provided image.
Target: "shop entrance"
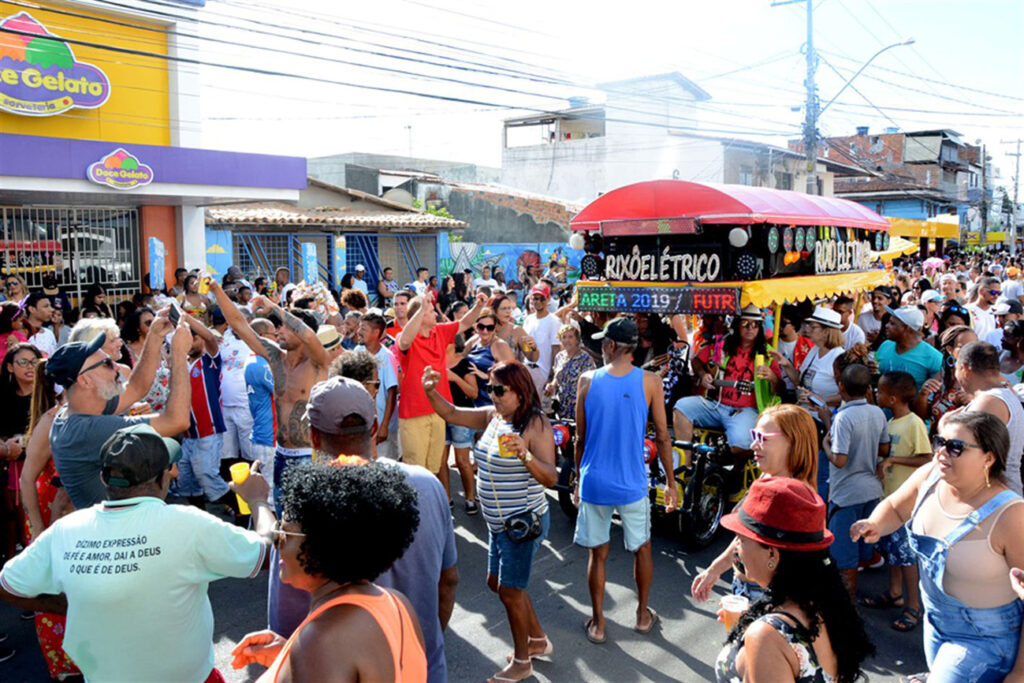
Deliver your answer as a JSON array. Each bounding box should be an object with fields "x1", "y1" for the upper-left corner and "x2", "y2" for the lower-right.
[{"x1": 0, "y1": 206, "x2": 141, "y2": 305}]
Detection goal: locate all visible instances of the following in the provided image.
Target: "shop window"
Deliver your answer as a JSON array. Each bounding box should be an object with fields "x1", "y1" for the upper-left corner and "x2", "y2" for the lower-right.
[{"x1": 738, "y1": 166, "x2": 754, "y2": 186}]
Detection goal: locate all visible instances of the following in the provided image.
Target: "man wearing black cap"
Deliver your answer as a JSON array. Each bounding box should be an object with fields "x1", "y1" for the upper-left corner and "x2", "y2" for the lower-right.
[
  {"x1": 574, "y1": 317, "x2": 677, "y2": 643},
  {"x1": 0, "y1": 424, "x2": 273, "y2": 683},
  {"x1": 48, "y1": 315, "x2": 193, "y2": 509}
]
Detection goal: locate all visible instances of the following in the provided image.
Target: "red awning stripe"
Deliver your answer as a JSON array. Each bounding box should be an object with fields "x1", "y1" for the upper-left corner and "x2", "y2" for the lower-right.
[{"x1": 570, "y1": 180, "x2": 889, "y2": 232}]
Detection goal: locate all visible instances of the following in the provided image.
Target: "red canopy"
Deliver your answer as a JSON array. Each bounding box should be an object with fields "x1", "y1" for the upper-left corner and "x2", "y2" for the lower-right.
[{"x1": 570, "y1": 180, "x2": 889, "y2": 232}]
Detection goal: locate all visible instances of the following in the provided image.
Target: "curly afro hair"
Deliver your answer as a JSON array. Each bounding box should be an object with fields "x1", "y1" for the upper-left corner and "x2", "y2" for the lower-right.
[{"x1": 281, "y1": 462, "x2": 420, "y2": 584}]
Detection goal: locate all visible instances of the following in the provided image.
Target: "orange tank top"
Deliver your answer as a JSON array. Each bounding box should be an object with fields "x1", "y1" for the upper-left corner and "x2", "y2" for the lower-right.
[{"x1": 259, "y1": 588, "x2": 426, "y2": 683}]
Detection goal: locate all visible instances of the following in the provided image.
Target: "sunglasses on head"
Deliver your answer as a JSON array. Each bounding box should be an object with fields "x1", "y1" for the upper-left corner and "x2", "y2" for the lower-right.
[
  {"x1": 749, "y1": 429, "x2": 783, "y2": 447},
  {"x1": 486, "y1": 383, "x2": 509, "y2": 397},
  {"x1": 932, "y1": 435, "x2": 982, "y2": 458},
  {"x1": 475, "y1": 322, "x2": 496, "y2": 331}
]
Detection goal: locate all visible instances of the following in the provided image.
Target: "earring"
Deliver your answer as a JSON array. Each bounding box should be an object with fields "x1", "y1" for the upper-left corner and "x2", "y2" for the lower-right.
[
  {"x1": 986, "y1": 466, "x2": 992, "y2": 488},
  {"x1": 767, "y1": 556, "x2": 776, "y2": 570}
]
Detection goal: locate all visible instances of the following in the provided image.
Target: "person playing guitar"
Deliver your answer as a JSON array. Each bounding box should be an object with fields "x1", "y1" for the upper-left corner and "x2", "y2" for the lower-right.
[{"x1": 672, "y1": 305, "x2": 782, "y2": 456}]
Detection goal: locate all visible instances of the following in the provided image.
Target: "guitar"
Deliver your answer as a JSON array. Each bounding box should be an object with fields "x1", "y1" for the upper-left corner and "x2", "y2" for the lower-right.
[{"x1": 704, "y1": 371, "x2": 755, "y2": 402}]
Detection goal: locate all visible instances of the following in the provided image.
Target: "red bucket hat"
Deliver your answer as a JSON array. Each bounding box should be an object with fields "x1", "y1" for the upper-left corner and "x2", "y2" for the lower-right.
[{"x1": 721, "y1": 477, "x2": 833, "y2": 551}]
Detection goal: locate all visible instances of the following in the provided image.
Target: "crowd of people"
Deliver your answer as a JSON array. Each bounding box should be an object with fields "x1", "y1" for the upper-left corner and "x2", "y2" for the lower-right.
[{"x1": 0, "y1": 249, "x2": 1020, "y2": 682}]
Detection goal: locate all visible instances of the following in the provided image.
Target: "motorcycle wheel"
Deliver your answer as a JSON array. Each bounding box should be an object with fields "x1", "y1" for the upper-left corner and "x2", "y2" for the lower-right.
[
  {"x1": 678, "y1": 472, "x2": 727, "y2": 549},
  {"x1": 556, "y1": 460, "x2": 579, "y2": 520}
]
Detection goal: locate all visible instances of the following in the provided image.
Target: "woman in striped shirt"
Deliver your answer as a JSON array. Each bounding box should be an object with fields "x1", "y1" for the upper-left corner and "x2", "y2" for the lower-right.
[{"x1": 422, "y1": 361, "x2": 557, "y2": 683}]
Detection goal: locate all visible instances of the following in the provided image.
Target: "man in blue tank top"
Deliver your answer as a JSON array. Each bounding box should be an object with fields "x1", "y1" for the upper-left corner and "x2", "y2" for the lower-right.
[{"x1": 573, "y1": 317, "x2": 678, "y2": 644}]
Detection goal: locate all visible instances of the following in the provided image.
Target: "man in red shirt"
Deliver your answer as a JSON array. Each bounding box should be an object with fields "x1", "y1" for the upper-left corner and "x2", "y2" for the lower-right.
[
  {"x1": 672, "y1": 305, "x2": 781, "y2": 455},
  {"x1": 397, "y1": 293, "x2": 487, "y2": 475}
]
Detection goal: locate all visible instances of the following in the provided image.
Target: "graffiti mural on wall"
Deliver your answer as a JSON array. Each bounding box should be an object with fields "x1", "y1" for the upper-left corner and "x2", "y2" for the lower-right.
[{"x1": 438, "y1": 237, "x2": 584, "y2": 296}]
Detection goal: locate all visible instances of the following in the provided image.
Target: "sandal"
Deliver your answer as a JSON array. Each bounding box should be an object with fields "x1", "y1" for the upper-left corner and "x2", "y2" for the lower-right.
[
  {"x1": 859, "y1": 591, "x2": 904, "y2": 609},
  {"x1": 892, "y1": 607, "x2": 922, "y2": 632},
  {"x1": 506, "y1": 636, "x2": 553, "y2": 663},
  {"x1": 902, "y1": 674, "x2": 928, "y2": 683},
  {"x1": 487, "y1": 657, "x2": 533, "y2": 682},
  {"x1": 635, "y1": 607, "x2": 659, "y2": 634},
  {"x1": 583, "y1": 618, "x2": 606, "y2": 644}
]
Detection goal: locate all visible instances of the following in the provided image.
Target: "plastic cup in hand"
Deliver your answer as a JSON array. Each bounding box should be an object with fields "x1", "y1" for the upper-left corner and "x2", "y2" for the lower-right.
[
  {"x1": 497, "y1": 434, "x2": 517, "y2": 458},
  {"x1": 720, "y1": 594, "x2": 750, "y2": 632},
  {"x1": 229, "y1": 462, "x2": 252, "y2": 515},
  {"x1": 198, "y1": 273, "x2": 211, "y2": 295}
]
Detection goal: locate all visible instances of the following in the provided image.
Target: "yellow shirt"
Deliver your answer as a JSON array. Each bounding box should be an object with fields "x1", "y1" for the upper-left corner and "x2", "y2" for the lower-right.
[{"x1": 884, "y1": 412, "x2": 931, "y2": 496}]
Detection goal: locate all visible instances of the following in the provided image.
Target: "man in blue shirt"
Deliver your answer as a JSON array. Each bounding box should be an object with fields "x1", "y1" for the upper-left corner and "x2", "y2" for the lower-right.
[
  {"x1": 574, "y1": 318, "x2": 677, "y2": 644},
  {"x1": 244, "y1": 317, "x2": 280, "y2": 503},
  {"x1": 875, "y1": 305, "x2": 943, "y2": 392}
]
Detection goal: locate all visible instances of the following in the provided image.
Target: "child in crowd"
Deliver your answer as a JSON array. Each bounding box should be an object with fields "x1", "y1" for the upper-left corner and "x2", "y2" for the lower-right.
[
  {"x1": 825, "y1": 363, "x2": 890, "y2": 600},
  {"x1": 862, "y1": 371, "x2": 931, "y2": 632}
]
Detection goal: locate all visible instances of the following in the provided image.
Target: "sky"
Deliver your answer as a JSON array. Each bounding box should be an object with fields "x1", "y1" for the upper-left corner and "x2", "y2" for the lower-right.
[{"x1": 191, "y1": 0, "x2": 1024, "y2": 191}]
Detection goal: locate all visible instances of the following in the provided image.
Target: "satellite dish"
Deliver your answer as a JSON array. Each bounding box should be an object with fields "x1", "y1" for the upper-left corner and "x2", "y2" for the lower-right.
[{"x1": 382, "y1": 188, "x2": 415, "y2": 207}]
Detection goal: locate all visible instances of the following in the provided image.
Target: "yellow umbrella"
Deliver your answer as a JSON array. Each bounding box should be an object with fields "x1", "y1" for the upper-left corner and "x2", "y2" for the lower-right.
[{"x1": 874, "y1": 235, "x2": 919, "y2": 262}]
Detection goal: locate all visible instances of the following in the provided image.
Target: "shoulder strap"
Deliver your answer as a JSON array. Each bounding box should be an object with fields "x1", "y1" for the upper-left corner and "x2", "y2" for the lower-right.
[
  {"x1": 910, "y1": 465, "x2": 942, "y2": 520},
  {"x1": 944, "y1": 489, "x2": 1022, "y2": 546}
]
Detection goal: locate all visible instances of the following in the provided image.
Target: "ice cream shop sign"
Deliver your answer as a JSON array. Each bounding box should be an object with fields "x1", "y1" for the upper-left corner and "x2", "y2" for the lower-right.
[
  {"x1": 0, "y1": 12, "x2": 111, "y2": 116},
  {"x1": 88, "y1": 149, "x2": 154, "y2": 190}
]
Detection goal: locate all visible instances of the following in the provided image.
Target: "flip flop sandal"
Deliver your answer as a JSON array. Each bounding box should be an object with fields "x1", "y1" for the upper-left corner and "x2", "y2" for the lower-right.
[
  {"x1": 892, "y1": 607, "x2": 922, "y2": 632},
  {"x1": 634, "y1": 607, "x2": 659, "y2": 634},
  {"x1": 583, "y1": 618, "x2": 606, "y2": 644},
  {"x1": 505, "y1": 636, "x2": 553, "y2": 663},
  {"x1": 902, "y1": 674, "x2": 928, "y2": 683},
  {"x1": 487, "y1": 658, "x2": 534, "y2": 683},
  {"x1": 859, "y1": 591, "x2": 904, "y2": 609}
]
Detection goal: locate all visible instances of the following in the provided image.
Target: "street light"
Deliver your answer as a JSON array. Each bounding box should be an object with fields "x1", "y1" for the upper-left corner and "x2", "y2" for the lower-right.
[{"x1": 820, "y1": 39, "x2": 915, "y2": 115}]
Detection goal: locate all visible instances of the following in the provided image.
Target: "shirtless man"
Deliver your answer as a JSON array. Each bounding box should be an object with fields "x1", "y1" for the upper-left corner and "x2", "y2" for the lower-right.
[{"x1": 209, "y1": 280, "x2": 328, "y2": 637}]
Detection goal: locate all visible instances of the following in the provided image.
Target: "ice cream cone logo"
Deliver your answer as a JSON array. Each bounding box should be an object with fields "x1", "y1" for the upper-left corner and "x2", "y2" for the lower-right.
[
  {"x1": 0, "y1": 12, "x2": 111, "y2": 117},
  {"x1": 87, "y1": 148, "x2": 154, "y2": 190}
]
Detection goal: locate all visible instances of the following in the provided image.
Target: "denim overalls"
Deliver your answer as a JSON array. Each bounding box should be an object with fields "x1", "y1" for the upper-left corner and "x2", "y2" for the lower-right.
[{"x1": 909, "y1": 471, "x2": 1024, "y2": 682}]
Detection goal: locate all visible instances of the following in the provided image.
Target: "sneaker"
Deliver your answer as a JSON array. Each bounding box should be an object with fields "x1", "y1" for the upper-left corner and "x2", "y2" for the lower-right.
[
  {"x1": 858, "y1": 551, "x2": 885, "y2": 572},
  {"x1": 0, "y1": 646, "x2": 14, "y2": 664},
  {"x1": 465, "y1": 500, "x2": 479, "y2": 515},
  {"x1": 19, "y1": 610, "x2": 33, "y2": 620}
]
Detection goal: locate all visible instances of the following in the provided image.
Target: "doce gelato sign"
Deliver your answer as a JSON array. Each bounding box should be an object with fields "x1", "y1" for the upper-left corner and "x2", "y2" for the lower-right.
[
  {"x1": 0, "y1": 12, "x2": 111, "y2": 116},
  {"x1": 88, "y1": 149, "x2": 154, "y2": 190}
]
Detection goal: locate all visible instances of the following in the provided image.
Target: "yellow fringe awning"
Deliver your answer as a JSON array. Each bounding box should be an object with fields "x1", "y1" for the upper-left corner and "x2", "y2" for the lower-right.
[{"x1": 874, "y1": 235, "x2": 919, "y2": 262}]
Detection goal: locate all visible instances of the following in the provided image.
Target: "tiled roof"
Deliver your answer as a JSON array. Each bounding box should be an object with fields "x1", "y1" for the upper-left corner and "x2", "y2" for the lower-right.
[{"x1": 205, "y1": 202, "x2": 467, "y2": 229}]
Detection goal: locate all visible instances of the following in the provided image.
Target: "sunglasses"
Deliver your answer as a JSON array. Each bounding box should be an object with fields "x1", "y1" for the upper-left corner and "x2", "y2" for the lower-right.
[
  {"x1": 750, "y1": 429, "x2": 783, "y2": 447},
  {"x1": 12, "y1": 358, "x2": 38, "y2": 368},
  {"x1": 5, "y1": 281, "x2": 17, "y2": 289},
  {"x1": 486, "y1": 383, "x2": 509, "y2": 397},
  {"x1": 739, "y1": 320, "x2": 761, "y2": 329},
  {"x1": 989, "y1": 290, "x2": 1001, "y2": 297},
  {"x1": 78, "y1": 357, "x2": 116, "y2": 378},
  {"x1": 932, "y1": 435, "x2": 982, "y2": 458},
  {"x1": 475, "y1": 323, "x2": 496, "y2": 331},
  {"x1": 272, "y1": 520, "x2": 306, "y2": 548},
  {"x1": 363, "y1": 379, "x2": 381, "y2": 389}
]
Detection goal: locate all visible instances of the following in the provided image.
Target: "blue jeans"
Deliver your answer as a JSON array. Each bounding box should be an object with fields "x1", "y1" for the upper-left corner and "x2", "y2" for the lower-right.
[
  {"x1": 273, "y1": 449, "x2": 312, "y2": 517},
  {"x1": 827, "y1": 500, "x2": 877, "y2": 570},
  {"x1": 488, "y1": 509, "x2": 549, "y2": 590},
  {"x1": 673, "y1": 397, "x2": 758, "y2": 450},
  {"x1": 177, "y1": 433, "x2": 228, "y2": 501},
  {"x1": 267, "y1": 544, "x2": 311, "y2": 637}
]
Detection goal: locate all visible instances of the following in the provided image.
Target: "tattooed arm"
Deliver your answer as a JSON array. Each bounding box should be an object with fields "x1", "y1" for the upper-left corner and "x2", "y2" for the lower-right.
[
  {"x1": 270, "y1": 301, "x2": 329, "y2": 370},
  {"x1": 209, "y1": 280, "x2": 273, "y2": 361}
]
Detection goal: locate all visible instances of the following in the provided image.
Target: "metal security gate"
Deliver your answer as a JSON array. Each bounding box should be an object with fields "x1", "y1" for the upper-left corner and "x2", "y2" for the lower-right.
[
  {"x1": 0, "y1": 206, "x2": 140, "y2": 305},
  {"x1": 233, "y1": 233, "x2": 334, "y2": 288}
]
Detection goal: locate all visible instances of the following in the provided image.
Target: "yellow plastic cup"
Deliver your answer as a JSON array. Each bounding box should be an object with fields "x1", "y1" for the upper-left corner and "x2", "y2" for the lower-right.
[
  {"x1": 198, "y1": 273, "x2": 211, "y2": 295},
  {"x1": 497, "y1": 434, "x2": 517, "y2": 458},
  {"x1": 229, "y1": 462, "x2": 252, "y2": 515}
]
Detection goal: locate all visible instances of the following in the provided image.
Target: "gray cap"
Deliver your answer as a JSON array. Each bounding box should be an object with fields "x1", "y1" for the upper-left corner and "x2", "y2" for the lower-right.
[{"x1": 305, "y1": 376, "x2": 376, "y2": 435}]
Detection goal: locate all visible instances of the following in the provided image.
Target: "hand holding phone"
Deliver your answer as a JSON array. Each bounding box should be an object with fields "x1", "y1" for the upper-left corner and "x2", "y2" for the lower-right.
[{"x1": 168, "y1": 302, "x2": 181, "y2": 326}]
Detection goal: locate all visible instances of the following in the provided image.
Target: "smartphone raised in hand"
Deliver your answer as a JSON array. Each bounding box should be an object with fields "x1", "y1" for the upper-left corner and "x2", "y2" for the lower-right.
[{"x1": 168, "y1": 302, "x2": 181, "y2": 326}]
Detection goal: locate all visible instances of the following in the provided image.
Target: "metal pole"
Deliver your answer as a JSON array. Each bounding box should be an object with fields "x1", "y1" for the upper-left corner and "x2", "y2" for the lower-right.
[
  {"x1": 819, "y1": 39, "x2": 915, "y2": 115},
  {"x1": 804, "y1": 0, "x2": 817, "y2": 196},
  {"x1": 1003, "y1": 138, "x2": 1022, "y2": 256}
]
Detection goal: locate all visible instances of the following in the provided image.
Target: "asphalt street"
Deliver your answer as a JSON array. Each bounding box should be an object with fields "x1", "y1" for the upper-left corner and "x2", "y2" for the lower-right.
[{"x1": 1, "y1": 486, "x2": 928, "y2": 682}]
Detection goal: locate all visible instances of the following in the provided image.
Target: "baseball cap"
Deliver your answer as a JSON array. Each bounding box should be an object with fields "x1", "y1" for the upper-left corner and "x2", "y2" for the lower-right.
[
  {"x1": 994, "y1": 299, "x2": 1024, "y2": 316},
  {"x1": 45, "y1": 334, "x2": 107, "y2": 386},
  {"x1": 920, "y1": 289, "x2": 943, "y2": 304},
  {"x1": 42, "y1": 275, "x2": 59, "y2": 296},
  {"x1": 305, "y1": 376, "x2": 377, "y2": 435},
  {"x1": 355, "y1": 264, "x2": 366, "y2": 272},
  {"x1": 209, "y1": 305, "x2": 226, "y2": 326},
  {"x1": 885, "y1": 305, "x2": 925, "y2": 332},
  {"x1": 592, "y1": 317, "x2": 639, "y2": 344},
  {"x1": 317, "y1": 324, "x2": 341, "y2": 351},
  {"x1": 530, "y1": 283, "x2": 550, "y2": 299},
  {"x1": 227, "y1": 265, "x2": 243, "y2": 279},
  {"x1": 1008, "y1": 267, "x2": 1021, "y2": 278},
  {"x1": 100, "y1": 424, "x2": 182, "y2": 489}
]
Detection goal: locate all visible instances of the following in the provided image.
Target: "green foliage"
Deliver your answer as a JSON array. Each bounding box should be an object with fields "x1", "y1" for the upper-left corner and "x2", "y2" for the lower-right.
[{"x1": 413, "y1": 199, "x2": 455, "y2": 219}]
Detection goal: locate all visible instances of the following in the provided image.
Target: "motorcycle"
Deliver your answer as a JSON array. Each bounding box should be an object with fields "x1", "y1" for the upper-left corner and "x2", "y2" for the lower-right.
[
  {"x1": 649, "y1": 430, "x2": 759, "y2": 549},
  {"x1": 550, "y1": 401, "x2": 578, "y2": 519}
]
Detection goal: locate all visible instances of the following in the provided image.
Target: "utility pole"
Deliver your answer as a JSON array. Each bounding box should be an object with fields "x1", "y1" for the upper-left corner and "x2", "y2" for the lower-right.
[
  {"x1": 773, "y1": 0, "x2": 818, "y2": 195},
  {"x1": 1004, "y1": 138, "x2": 1022, "y2": 256}
]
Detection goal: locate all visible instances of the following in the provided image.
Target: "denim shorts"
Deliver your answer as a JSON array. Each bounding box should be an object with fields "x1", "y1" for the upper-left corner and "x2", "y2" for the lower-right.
[
  {"x1": 924, "y1": 599, "x2": 1024, "y2": 683},
  {"x1": 827, "y1": 499, "x2": 878, "y2": 570},
  {"x1": 488, "y1": 508, "x2": 550, "y2": 590},
  {"x1": 673, "y1": 396, "x2": 758, "y2": 450},
  {"x1": 574, "y1": 496, "x2": 651, "y2": 552},
  {"x1": 445, "y1": 423, "x2": 477, "y2": 449},
  {"x1": 878, "y1": 525, "x2": 916, "y2": 567}
]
